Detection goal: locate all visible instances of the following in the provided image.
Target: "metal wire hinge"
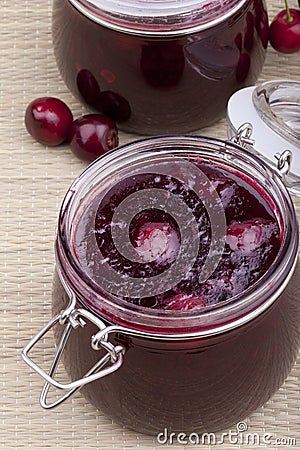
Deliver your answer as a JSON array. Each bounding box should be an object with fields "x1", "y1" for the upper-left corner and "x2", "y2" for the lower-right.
[
  {"x1": 274, "y1": 149, "x2": 292, "y2": 177},
  {"x1": 231, "y1": 125, "x2": 294, "y2": 186},
  {"x1": 230, "y1": 122, "x2": 255, "y2": 148},
  {"x1": 22, "y1": 307, "x2": 125, "y2": 409}
]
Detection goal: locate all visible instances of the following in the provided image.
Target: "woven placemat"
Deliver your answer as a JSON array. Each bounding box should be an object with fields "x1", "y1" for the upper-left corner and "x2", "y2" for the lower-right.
[{"x1": 1, "y1": 1, "x2": 300, "y2": 449}]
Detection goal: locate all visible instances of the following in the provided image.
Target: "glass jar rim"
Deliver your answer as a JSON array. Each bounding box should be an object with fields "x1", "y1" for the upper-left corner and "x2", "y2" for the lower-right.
[
  {"x1": 253, "y1": 80, "x2": 300, "y2": 149},
  {"x1": 68, "y1": 0, "x2": 248, "y2": 36},
  {"x1": 55, "y1": 135, "x2": 298, "y2": 338}
]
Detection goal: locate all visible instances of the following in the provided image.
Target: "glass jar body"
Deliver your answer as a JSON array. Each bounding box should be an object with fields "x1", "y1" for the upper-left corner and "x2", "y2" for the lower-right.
[
  {"x1": 52, "y1": 264, "x2": 300, "y2": 435},
  {"x1": 52, "y1": 0, "x2": 267, "y2": 134},
  {"x1": 48, "y1": 135, "x2": 300, "y2": 434}
]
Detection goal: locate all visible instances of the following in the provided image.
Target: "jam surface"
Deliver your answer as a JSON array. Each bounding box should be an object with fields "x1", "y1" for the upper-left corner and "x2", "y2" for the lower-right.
[{"x1": 74, "y1": 160, "x2": 281, "y2": 311}]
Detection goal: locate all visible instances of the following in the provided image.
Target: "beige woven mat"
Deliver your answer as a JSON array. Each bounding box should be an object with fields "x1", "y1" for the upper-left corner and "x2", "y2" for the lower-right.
[{"x1": 1, "y1": 1, "x2": 300, "y2": 449}]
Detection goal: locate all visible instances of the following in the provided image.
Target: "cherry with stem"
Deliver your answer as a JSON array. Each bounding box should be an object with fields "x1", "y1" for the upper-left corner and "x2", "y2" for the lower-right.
[{"x1": 269, "y1": 0, "x2": 300, "y2": 53}]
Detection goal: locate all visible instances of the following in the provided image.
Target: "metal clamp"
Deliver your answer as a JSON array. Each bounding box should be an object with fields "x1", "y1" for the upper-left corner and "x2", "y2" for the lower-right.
[
  {"x1": 230, "y1": 122, "x2": 255, "y2": 148},
  {"x1": 22, "y1": 307, "x2": 125, "y2": 409},
  {"x1": 230, "y1": 125, "x2": 297, "y2": 191},
  {"x1": 274, "y1": 150, "x2": 292, "y2": 177}
]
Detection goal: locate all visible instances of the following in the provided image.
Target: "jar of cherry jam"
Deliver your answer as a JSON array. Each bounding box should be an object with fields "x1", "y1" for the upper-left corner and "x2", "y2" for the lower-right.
[
  {"x1": 23, "y1": 135, "x2": 300, "y2": 435},
  {"x1": 52, "y1": 0, "x2": 268, "y2": 134}
]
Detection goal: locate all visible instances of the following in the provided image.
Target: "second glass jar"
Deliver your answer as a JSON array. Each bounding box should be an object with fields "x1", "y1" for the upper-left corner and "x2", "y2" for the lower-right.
[{"x1": 52, "y1": 0, "x2": 268, "y2": 134}]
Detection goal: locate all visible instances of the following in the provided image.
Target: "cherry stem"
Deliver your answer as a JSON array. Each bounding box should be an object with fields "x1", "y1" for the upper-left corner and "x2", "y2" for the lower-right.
[{"x1": 284, "y1": 0, "x2": 293, "y2": 23}]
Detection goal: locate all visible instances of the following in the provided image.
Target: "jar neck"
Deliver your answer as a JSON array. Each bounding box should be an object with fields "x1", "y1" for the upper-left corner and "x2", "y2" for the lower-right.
[
  {"x1": 55, "y1": 136, "x2": 298, "y2": 339},
  {"x1": 68, "y1": 0, "x2": 248, "y2": 36}
]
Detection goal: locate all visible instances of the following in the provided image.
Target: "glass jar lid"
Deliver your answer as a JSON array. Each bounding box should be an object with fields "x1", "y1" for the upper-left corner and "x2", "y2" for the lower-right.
[
  {"x1": 227, "y1": 80, "x2": 300, "y2": 196},
  {"x1": 69, "y1": 0, "x2": 247, "y2": 35}
]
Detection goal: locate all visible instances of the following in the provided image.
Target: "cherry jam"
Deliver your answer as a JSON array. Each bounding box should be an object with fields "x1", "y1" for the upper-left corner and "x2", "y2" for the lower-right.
[
  {"x1": 73, "y1": 161, "x2": 281, "y2": 312},
  {"x1": 52, "y1": 0, "x2": 267, "y2": 134}
]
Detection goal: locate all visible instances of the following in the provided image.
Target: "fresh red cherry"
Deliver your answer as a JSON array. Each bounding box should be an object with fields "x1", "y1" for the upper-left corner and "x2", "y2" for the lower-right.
[
  {"x1": 68, "y1": 114, "x2": 118, "y2": 162},
  {"x1": 269, "y1": 3, "x2": 300, "y2": 53},
  {"x1": 25, "y1": 97, "x2": 73, "y2": 146},
  {"x1": 164, "y1": 293, "x2": 206, "y2": 311},
  {"x1": 96, "y1": 90, "x2": 131, "y2": 122}
]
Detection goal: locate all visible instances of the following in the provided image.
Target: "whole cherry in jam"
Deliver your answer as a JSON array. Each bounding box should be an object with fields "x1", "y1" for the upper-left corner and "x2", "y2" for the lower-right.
[
  {"x1": 236, "y1": 53, "x2": 251, "y2": 83},
  {"x1": 226, "y1": 218, "x2": 278, "y2": 252},
  {"x1": 244, "y1": 12, "x2": 255, "y2": 52},
  {"x1": 234, "y1": 32, "x2": 243, "y2": 52},
  {"x1": 164, "y1": 293, "x2": 207, "y2": 311},
  {"x1": 131, "y1": 219, "x2": 180, "y2": 265},
  {"x1": 76, "y1": 69, "x2": 101, "y2": 107},
  {"x1": 25, "y1": 97, "x2": 73, "y2": 146},
  {"x1": 259, "y1": 10, "x2": 270, "y2": 49},
  {"x1": 96, "y1": 91, "x2": 131, "y2": 122},
  {"x1": 68, "y1": 114, "x2": 119, "y2": 162}
]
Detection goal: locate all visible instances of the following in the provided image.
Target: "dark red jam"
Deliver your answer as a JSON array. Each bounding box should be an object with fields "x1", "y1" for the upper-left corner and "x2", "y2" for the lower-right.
[{"x1": 73, "y1": 160, "x2": 281, "y2": 311}]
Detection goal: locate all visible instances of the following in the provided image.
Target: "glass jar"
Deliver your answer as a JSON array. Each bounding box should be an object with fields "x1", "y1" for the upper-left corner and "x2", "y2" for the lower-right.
[
  {"x1": 23, "y1": 135, "x2": 300, "y2": 436},
  {"x1": 52, "y1": 0, "x2": 268, "y2": 134}
]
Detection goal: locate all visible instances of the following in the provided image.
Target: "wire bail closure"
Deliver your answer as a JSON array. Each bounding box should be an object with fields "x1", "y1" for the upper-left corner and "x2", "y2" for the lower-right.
[
  {"x1": 230, "y1": 122, "x2": 255, "y2": 148},
  {"x1": 231, "y1": 122, "x2": 294, "y2": 189},
  {"x1": 274, "y1": 149, "x2": 292, "y2": 177},
  {"x1": 21, "y1": 293, "x2": 125, "y2": 409}
]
